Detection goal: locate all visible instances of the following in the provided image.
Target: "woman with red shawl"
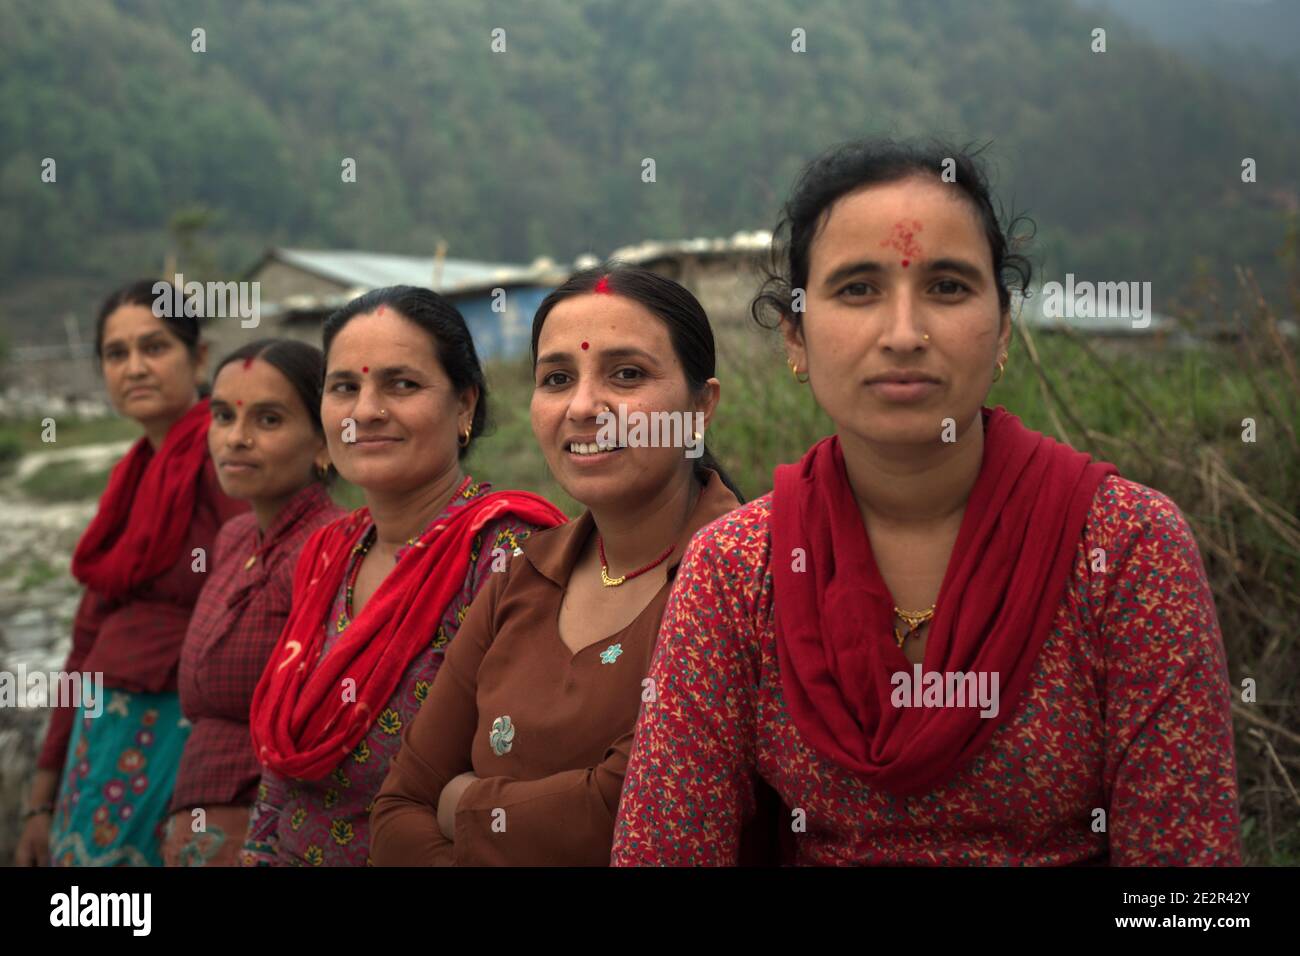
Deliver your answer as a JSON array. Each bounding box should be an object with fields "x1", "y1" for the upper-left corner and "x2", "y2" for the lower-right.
[
  {"x1": 15, "y1": 279, "x2": 248, "y2": 867},
  {"x1": 241, "y1": 286, "x2": 565, "y2": 866},
  {"x1": 612, "y1": 140, "x2": 1242, "y2": 866}
]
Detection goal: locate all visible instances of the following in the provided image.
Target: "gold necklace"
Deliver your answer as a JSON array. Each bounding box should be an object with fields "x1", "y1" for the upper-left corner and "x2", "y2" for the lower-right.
[
  {"x1": 598, "y1": 535, "x2": 675, "y2": 588},
  {"x1": 893, "y1": 604, "x2": 935, "y2": 649}
]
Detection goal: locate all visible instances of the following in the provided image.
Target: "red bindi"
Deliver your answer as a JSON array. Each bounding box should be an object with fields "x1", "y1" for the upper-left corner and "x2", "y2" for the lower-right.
[
  {"x1": 242, "y1": 356, "x2": 254, "y2": 370},
  {"x1": 236, "y1": 400, "x2": 242, "y2": 406},
  {"x1": 581, "y1": 341, "x2": 589, "y2": 350},
  {"x1": 362, "y1": 366, "x2": 369, "y2": 373},
  {"x1": 593, "y1": 276, "x2": 612, "y2": 295},
  {"x1": 376, "y1": 305, "x2": 387, "y2": 315},
  {"x1": 902, "y1": 259, "x2": 910, "y2": 268}
]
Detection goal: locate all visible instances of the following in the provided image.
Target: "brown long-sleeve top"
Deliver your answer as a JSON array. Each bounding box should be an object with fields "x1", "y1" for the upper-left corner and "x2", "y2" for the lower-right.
[{"x1": 369, "y1": 470, "x2": 740, "y2": 866}]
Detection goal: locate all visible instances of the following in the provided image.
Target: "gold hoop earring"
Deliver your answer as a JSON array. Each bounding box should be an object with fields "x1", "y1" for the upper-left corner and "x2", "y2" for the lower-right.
[
  {"x1": 788, "y1": 359, "x2": 810, "y2": 385},
  {"x1": 993, "y1": 359, "x2": 1006, "y2": 383},
  {"x1": 458, "y1": 423, "x2": 473, "y2": 448}
]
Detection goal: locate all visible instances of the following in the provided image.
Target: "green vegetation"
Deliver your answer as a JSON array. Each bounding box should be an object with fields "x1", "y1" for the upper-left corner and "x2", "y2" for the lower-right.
[
  {"x1": 3, "y1": 0, "x2": 1298, "y2": 335},
  {"x1": 0, "y1": 433, "x2": 21, "y2": 477},
  {"x1": 0, "y1": 415, "x2": 138, "y2": 454},
  {"x1": 17, "y1": 460, "x2": 112, "y2": 502},
  {"x1": 18, "y1": 557, "x2": 61, "y2": 592}
]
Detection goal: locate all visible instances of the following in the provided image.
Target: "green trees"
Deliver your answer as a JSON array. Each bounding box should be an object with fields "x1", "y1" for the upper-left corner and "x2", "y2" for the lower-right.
[{"x1": 2, "y1": 0, "x2": 1296, "y2": 342}]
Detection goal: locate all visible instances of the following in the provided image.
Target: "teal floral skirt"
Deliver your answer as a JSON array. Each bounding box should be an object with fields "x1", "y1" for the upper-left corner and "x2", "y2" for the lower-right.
[{"x1": 48, "y1": 689, "x2": 190, "y2": 867}]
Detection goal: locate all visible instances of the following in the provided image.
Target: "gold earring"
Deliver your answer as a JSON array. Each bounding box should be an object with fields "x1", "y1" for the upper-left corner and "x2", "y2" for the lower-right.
[
  {"x1": 458, "y1": 422, "x2": 473, "y2": 448},
  {"x1": 788, "y1": 359, "x2": 810, "y2": 384},
  {"x1": 993, "y1": 358, "x2": 1006, "y2": 383}
]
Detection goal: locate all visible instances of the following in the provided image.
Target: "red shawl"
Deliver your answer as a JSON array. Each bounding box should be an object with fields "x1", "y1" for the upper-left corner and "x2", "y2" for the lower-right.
[
  {"x1": 771, "y1": 406, "x2": 1117, "y2": 795},
  {"x1": 250, "y1": 483, "x2": 567, "y2": 780},
  {"x1": 71, "y1": 397, "x2": 215, "y2": 601}
]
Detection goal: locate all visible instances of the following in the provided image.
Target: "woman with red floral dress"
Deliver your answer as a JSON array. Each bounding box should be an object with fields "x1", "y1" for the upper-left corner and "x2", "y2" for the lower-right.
[{"x1": 612, "y1": 140, "x2": 1242, "y2": 867}]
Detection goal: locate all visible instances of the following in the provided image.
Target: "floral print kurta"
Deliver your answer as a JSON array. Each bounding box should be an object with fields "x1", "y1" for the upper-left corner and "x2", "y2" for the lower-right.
[{"x1": 612, "y1": 476, "x2": 1242, "y2": 866}]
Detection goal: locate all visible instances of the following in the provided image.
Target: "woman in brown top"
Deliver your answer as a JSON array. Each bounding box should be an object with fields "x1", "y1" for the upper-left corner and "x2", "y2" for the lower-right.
[{"x1": 370, "y1": 265, "x2": 744, "y2": 865}]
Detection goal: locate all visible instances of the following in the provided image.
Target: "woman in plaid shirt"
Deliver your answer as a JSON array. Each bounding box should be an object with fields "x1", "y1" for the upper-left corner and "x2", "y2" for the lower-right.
[{"x1": 162, "y1": 339, "x2": 343, "y2": 866}]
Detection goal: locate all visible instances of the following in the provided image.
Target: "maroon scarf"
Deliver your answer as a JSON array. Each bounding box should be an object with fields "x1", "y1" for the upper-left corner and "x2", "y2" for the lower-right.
[
  {"x1": 771, "y1": 406, "x2": 1117, "y2": 795},
  {"x1": 71, "y1": 397, "x2": 214, "y2": 601}
]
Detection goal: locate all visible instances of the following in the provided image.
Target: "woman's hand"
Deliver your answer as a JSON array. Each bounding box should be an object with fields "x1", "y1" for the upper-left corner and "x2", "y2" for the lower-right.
[
  {"x1": 14, "y1": 770, "x2": 59, "y2": 866},
  {"x1": 15, "y1": 812, "x2": 52, "y2": 866},
  {"x1": 436, "y1": 772, "x2": 479, "y2": 841}
]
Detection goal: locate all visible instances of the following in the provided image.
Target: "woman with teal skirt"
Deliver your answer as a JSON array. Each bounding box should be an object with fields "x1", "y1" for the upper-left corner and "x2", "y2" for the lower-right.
[{"x1": 13, "y1": 279, "x2": 247, "y2": 866}]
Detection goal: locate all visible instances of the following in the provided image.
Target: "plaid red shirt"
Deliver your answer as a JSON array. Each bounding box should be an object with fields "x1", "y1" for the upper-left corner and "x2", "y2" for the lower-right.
[
  {"x1": 37, "y1": 459, "x2": 249, "y2": 772},
  {"x1": 170, "y1": 482, "x2": 343, "y2": 811}
]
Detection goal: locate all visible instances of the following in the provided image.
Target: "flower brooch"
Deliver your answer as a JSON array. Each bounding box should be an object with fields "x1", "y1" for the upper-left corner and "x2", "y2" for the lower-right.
[{"x1": 489, "y1": 715, "x2": 515, "y2": 756}]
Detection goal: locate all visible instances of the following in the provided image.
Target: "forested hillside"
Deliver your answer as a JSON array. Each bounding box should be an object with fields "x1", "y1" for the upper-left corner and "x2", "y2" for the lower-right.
[{"x1": 2, "y1": 0, "x2": 1297, "y2": 341}]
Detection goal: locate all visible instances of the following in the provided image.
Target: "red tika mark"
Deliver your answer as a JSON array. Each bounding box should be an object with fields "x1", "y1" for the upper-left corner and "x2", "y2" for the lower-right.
[
  {"x1": 242, "y1": 356, "x2": 255, "y2": 370},
  {"x1": 881, "y1": 219, "x2": 923, "y2": 265},
  {"x1": 376, "y1": 305, "x2": 387, "y2": 315},
  {"x1": 594, "y1": 275, "x2": 612, "y2": 295},
  {"x1": 362, "y1": 366, "x2": 369, "y2": 373},
  {"x1": 581, "y1": 341, "x2": 590, "y2": 350},
  {"x1": 236, "y1": 400, "x2": 243, "y2": 407}
]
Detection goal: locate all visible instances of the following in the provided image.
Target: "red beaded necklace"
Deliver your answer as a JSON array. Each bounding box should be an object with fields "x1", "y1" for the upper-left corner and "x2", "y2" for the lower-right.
[{"x1": 597, "y1": 535, "x2": 675, "y2": 588}]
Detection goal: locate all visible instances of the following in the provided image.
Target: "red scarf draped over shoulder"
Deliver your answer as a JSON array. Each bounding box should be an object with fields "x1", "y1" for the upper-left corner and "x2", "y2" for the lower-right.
[
  {"x1": 250, "y1": 483, "x2": 567, "y2": 780},
  {"x1": 771, "y1": 406, "x2": 1118, "y2": 796},
  {"x1": 71, "y1": 397, "x2": 215, "y2": 601}
]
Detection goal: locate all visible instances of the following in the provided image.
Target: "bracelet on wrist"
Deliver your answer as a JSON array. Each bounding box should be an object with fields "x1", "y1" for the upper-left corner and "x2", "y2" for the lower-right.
[{"x1": 22, "y1": 803, "x2": 55, "y2": 821}]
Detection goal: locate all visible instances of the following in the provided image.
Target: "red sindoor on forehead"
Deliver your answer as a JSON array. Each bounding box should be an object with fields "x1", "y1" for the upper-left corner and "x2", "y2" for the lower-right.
[
  {"x1": 881, "y1": 219, "x2": 923, "y2": 266},
  {"x1": 593, "y1": 275, "x2": 612, "y2": 295},
  {"x1": 242, "y1": 356, "x2": 255, "y2": 369}
]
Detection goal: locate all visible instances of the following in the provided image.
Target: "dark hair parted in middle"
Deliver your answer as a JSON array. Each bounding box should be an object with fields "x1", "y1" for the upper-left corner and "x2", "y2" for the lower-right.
[
  {"x1": 530, "y1": 264, "x2": 744, "y2": 503},
  {"x1": 751, "y1": 137, "x2": 1034, "y2": 332},
  {"x1": 322, "y1": 286, "x2": 489, "y2": 460},
  {"x1": 212, "y1": 338, "x2": 333, "y2": 485},
  {"x1": 94, "y1": 277, "x2": 203, "y2": 361}
]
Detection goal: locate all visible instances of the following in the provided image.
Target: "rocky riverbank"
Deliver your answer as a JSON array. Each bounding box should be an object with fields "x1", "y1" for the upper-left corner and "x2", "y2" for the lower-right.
[{"x1": 0, "y1": 450, "x2": 100, "y2": 865}]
